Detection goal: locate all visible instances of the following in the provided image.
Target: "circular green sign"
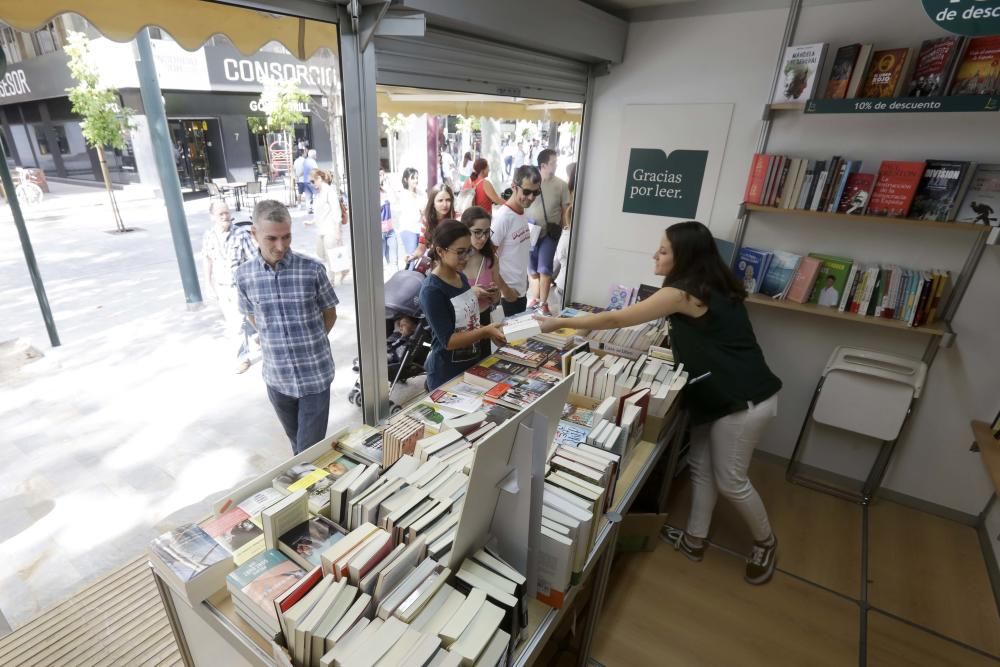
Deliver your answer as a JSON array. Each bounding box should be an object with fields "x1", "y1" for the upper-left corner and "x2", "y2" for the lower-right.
[{"x1": 923, "y1": 0, "x2": 1000, "y2": 36}]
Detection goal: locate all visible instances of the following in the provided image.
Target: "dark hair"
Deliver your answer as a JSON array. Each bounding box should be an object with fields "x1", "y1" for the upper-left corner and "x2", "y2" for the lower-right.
[
  {"x1": 537, "y1": 149, "x2": 557, "y2": 168},
  {"x1": 513, "y1": 165, "x2": 541, "y2": 188},
  {"x1": 463, "y1": 152, "x2": 473, "y2": 167},
  {"x1": 423, "y1": 184, "x2": 455, "y2": 241},
  {"x1": 402, "y1": 167, "x2": 418, "y2": 190},
  {"x1": 427, "y1": 219, "x2": 471, "y2": 263},
  {"x1": 460, "y1": 206, "x2": 495, "y2": 261},
  {"x1": 253, "y1": 199, "x2": 292, "y2": 226},
  {"x1": 471, "y1": 158, "x2": 489, "y2": 180},
  {"x1": 566, "y1": 161, "x2": 577, "y2": 193},
  {"x1": 663, "y1": 221, "x2": 746, "y2": 303}
]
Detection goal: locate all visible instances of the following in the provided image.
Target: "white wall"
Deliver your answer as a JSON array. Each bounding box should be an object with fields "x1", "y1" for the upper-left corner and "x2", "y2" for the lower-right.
[{"x1": 573, "y1": 0, "x2": 999, "y2": 515}]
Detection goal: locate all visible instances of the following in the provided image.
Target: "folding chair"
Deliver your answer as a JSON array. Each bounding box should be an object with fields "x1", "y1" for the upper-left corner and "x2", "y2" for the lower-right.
[
  {"x1": 245, "y1": 180, "x2": 263, "y2": 207},
  {"x1": 786, "y1": 346, "x2": 927, "y2": 505}
]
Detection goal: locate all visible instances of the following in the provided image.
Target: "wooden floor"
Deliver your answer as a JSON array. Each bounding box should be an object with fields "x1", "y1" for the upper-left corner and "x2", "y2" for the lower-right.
[
  {"x1": 592, "y1": 458, "x2": 1000, "y2": 667},
  {"x1": 0, "y1": 557, "x2": 180, "y2": 667}
]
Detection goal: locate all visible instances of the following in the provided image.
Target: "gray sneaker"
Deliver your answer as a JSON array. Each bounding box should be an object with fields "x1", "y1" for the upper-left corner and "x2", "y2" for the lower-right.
[
  {"x1": 662, "y1": 526, "x2": 705, "y2": 562},
  {"x1": 745, "y1": 535, "x2": 777, "y2": 584}
]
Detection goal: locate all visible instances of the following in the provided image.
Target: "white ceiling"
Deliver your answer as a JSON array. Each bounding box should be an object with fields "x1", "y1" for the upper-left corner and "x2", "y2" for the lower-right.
[{"x1": 582, "y1": 0, "x2": 695, "y2": 13}]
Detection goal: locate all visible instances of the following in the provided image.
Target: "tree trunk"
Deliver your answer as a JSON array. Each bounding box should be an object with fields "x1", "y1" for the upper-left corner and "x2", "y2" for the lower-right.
[{"x1": 96, "y1": 147, "x2": 126, "y2": 233}]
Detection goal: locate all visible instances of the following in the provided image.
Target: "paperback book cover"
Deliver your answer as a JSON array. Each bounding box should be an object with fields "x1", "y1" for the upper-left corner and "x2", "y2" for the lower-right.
[
  {"x1": 278, "y1": 516, "x2": 344, "y2": 570},
  {"x1": 151, "y1": 524, "x2": 231, "y2": 584},
  {"x1": 607, "y1": 285, "x2": 631, "y2": 311},
  {"x1": 272, "y1": 463, "x2": 335, "y2": 515},
  {"x1": 825, "y1": 44, "x2": 862, "y2": 99},
  {"x1": 734, "y1": 247, "x2": 772, "y2": 294},
  {"x1": 744, "y1": 154, "x2": 770, "y2": 204},
  {"x1": 554, "y1": 421, "x2": 591, "y2": 448},
  {"x1": 758, "y1": 250, "x2": 802, "y2": 299},
  {"x1": 868, "y1": 161, "x2": 926, "y2": 217},
  {"x1": 562, "y1": 404, "x2": 598, "y2": 428},
  {"x1": 908, "y1": 36, "x2": 963, "y2": 97},
  {"x1": 955, "y1": 164, "x2": 1000, "y2": 226},
  {"x1": 785, "y1": 257, "x2": 823, "y2": 304},
  {"x1": 860, "y1": 48, "x2": 911, "y2": 98},
  {"x1": 808, "y1": 254, "x2": 854, "y2": 308},
  {"x1": 200, "y1": 508, "x2": 263, "y2": 560},
  {"x1": 226, "y1": 549, "x2": 305, "y2": 624},
  {"x1": 909, "y1": 161, "x2": 973, "y2": 222},
  {"x1": 772, "y1": 43, "x2": 828, "y2": 103},
  {"x1": 836, "y1": 173, "x2": 876, "y2": 214},
  {"x1": 949, "y1": 36, "x2": 1000, "y2": 96}
]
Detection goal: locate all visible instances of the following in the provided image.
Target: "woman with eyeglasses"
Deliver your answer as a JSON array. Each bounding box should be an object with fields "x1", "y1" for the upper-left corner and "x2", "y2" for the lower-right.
[
  {"x1": 408, "y1": 184, "x2": 455, "y2": 264},
  {"x1": 535, "y1": 221, "x2": 782, "y2": 585},
  {"x1": 419, "y1": 220, "x2": 507, "y2": 390},
  {"x1": 460, "y1": 206, "x2": 502, "y2": 359}
]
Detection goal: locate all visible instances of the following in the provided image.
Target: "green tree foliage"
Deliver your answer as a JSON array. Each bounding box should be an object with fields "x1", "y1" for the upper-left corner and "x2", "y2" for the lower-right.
[{"x1": 65, "y1": 31, "x2": 135, "y2": 232}]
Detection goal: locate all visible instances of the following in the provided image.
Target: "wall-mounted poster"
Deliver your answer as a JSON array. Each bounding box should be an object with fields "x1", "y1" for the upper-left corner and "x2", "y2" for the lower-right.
[{"x1": 617, "y1": 103, "x2": 733, "y2": 226}]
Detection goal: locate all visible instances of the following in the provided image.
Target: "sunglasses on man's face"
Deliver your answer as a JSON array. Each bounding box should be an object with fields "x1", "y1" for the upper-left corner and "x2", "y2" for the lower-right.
[{"x1": 516, "y1": 185, "x2": 542, "y2": 197}]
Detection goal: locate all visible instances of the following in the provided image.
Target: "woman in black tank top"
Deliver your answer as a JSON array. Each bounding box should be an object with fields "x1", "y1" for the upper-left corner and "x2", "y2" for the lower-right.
[{"x1": 536, "y1": 221, "x2": 781, "y2": 585}]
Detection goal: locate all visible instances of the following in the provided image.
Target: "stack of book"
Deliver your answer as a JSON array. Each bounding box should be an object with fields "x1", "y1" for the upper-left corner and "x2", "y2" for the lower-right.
[
  {"x1": 381, "y1": 416, "x2": 425, "y2": 468},
  {"x1": 338, "y1": 425, "x2": 385, "y2": 468},
  {"x1": 559, "y1": 305, "x2": 668, "y2": 360},
  {"x1": 744, "y1": 153, "x2": 994, "y2": 225},
  {"x1": 745, "y1": 246, "x2": 952, "y2": 327},
  {"x1": 226, "y1": 548, "x2": 308, "y2": 641},
  {"x1": 567, "y1": 351, "x2": 686, "y2": 419},
  {"x1": 149, "y1": 524, "x2": 235, "y2": 604}
]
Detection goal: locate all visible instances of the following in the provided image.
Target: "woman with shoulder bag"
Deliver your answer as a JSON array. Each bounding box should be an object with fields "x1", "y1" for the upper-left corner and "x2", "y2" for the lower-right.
[
  {"x1": 312, "y1": 169, "x2": 352, "y2": 285},
  {"x1": 461, "y1": 158, "x2": 504, "y2": 211}
]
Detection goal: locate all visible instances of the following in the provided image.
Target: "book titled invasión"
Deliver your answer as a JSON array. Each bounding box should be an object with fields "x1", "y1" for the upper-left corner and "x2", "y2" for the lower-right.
[{"x1": 772, "y1": 43, "x2": 827, "y2": 103}]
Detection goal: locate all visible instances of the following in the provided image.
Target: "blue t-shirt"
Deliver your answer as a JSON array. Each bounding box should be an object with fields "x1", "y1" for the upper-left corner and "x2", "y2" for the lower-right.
[{"x1": 419, "y1": 273, "x2": 481, "y2": 390}]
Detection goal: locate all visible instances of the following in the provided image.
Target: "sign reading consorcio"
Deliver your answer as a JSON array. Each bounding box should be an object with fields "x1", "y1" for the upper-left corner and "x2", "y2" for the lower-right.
[
  {"x1": 923, "y1": 0, "x2": 1000, "y2": 36},
  {"x1": 222, "y1": 58, "x2": 337, "y2": 88}
]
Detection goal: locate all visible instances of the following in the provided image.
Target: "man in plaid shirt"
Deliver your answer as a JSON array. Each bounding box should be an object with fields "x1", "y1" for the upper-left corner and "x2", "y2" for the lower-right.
[
  {"x1": 236, "y1": 200, "x2": 340, "y2": 454},
  {"x1": 202, "y1": 201, "x2": 258, "y2": 373}
]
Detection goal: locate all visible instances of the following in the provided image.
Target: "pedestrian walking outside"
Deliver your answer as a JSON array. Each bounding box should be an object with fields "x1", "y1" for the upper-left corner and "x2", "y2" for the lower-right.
[{"x1": 202, "y1": 201, "x2": 257, "y2": 374}]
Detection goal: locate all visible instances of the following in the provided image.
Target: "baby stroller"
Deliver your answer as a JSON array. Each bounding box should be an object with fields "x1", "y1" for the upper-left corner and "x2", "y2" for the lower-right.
[{"x1": 347, "y1": 268, "x2": 432, "y2": 411}]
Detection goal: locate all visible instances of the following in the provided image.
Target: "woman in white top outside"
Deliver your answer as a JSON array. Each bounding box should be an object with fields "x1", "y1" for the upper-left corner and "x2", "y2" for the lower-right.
[
  {"x1": 397, "y1": 168, "x2": 425, "y2": 257},
  {"x1": 312, "y1": 168, "x2": 351, "y2": 285}
]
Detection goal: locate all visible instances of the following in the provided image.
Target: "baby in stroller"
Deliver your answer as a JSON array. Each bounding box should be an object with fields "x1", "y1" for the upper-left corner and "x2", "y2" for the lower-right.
[{"x1": 347, "y1": 268, "x2": 431, "y2": 408}]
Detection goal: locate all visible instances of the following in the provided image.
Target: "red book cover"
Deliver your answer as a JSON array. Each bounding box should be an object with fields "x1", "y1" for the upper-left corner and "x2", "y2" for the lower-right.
[
  {"x1": 860, "y1": 48, "x2": 911, "y2": 98},
  {"x1": 867, "y1": 161, "x2": 926, "y2": 217},
  {"x1": 949, "y1": 36, "x2": 1000, "y2": 95},
  {"x1": 483, "y1": 383, "x2": 512, "y2": 403},
  {"x1": 825, "y1": 44, "x2": 862, "y2": 99},
  {"x1": 836, "y1": 173, "x2": 876, "y2": 214},
  {"x1": 744, "y1": 153, "x2": 769, "y2": 204},
  {"x1": 785, "y1": 257, "x2": 822, "y2": 304},
  {"x1": 907, "y1": 36, "x2": 963, "y2": 97}
]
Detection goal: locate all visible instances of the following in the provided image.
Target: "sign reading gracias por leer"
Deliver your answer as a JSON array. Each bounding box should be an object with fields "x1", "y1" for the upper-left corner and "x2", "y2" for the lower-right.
[{"x1": 622, "y1": 148, "x2": 708, "y2": 219}]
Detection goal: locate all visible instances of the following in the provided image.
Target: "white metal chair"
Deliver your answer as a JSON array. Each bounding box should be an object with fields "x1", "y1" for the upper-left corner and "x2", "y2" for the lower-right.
[{"x1": 786, "y1": 346, "x2": 928, "y2": 504}]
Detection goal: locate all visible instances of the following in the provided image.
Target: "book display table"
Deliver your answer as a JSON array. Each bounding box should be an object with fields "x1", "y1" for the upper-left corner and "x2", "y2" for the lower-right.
[{"x1": 149, "y1": 398, "x2": 687, "y2": 667}]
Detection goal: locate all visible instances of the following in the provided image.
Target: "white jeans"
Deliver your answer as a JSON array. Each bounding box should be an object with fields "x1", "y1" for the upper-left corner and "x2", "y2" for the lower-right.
[{"x1": 685, "y1": 393, "x2": 778, "y2": 543}]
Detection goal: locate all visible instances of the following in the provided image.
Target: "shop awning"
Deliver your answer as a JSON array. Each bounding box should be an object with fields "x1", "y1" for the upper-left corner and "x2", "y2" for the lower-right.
[
  {"x1": 2, "y1": 0, "x2": 338, "y2": 58},
  {"x1": 376, "y1": 87, "x2": 582, "y2": 123}
]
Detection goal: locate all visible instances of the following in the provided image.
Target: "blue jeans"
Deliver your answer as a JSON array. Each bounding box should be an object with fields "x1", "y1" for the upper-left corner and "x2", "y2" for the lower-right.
[
  {"x1": 266, "y1": 385, "x2": 331, "y2": 455},
  {"x1": 382, "y1": 230, "x2": 398, "y2": 266},
  {"x1": 401, "y1": 231, "x2": 420, "y2": 255}
]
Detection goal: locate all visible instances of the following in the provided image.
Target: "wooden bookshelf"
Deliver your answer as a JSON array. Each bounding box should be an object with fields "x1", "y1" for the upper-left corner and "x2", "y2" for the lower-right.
[
  {"x1": 744, "y1": 203, "x2": 986, "y2": 233},
  {"x1": 971, "y1": 420, "x2": 1000, "y2": 496},
  {"x1": 745, "y1": 294, "x2": 949, "y2": 336}
]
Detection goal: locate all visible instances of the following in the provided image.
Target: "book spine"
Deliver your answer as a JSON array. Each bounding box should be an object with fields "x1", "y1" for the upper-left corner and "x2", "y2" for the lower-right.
[
  {"x1": 838, "y1": 264, "x2": 859, "y2": 312},
  {"x1": 849, "y1": 268, "x2": 868, "y2": 313}
]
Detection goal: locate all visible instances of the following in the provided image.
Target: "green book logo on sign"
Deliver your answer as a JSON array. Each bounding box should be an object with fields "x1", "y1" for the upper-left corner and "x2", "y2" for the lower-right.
[
  {"x1": 923, "y1": 0, "x2": 1000, "y2": 36},
  {"x1": 623, "y1": 148, "x2": 707, "y2": 218}
]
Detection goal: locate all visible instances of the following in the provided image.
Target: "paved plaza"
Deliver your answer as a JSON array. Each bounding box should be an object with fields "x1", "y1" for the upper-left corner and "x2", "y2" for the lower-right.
[{"x1": 0, "y1": 182, "x2": 414, "y2": 630}]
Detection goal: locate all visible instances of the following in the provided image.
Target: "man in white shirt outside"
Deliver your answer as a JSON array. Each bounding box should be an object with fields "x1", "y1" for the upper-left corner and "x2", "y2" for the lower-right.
[
  {"x1": 202, "y1": 201, "x2": 258, "y2": 373},
  {"x1": 491, "y1": 165, "x2": 541, "y2": 317},
  {"x1": 293, "y1": 149, "x2": 308, "y2": 210},
  {"x1": 525, "y1": 149, "x2": 571, "y2": 315}
]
